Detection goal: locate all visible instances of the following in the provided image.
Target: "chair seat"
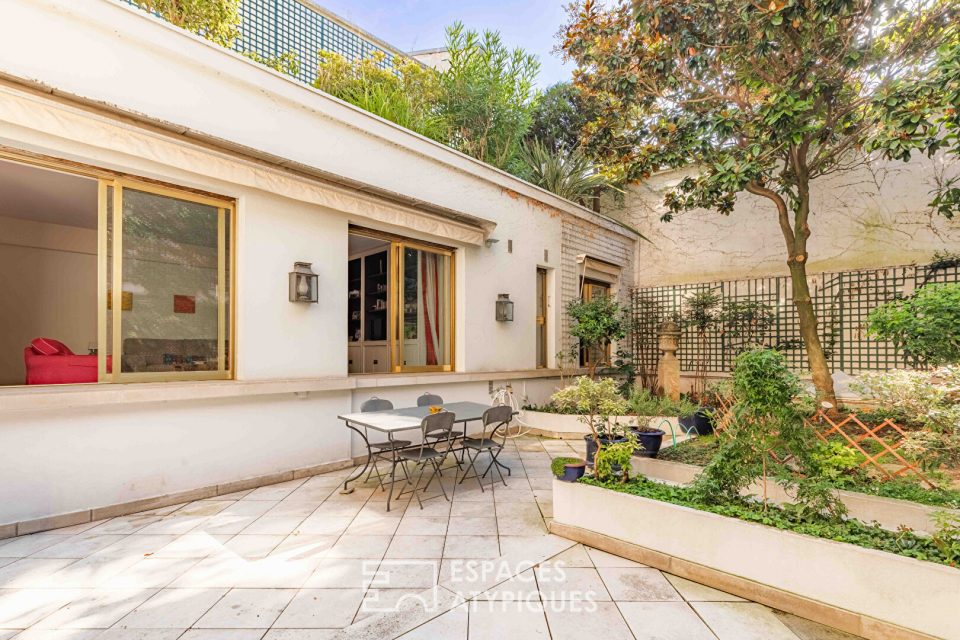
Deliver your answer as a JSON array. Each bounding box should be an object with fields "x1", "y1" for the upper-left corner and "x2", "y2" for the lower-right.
[
  {"x1": 370, "y1": 439, "x2": 412, "y2": 451},
  {"x1": 398, "y1": 447, "x2": 446, "y2": 461},
  {"x1": 463, "y1": 437, "x2": 499, "y2": 450}
]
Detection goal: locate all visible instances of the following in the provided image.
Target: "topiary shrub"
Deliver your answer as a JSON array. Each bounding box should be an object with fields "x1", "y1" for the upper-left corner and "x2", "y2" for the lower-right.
[{"x1": 551, "y1": 456, "x2": 584, "y2": 478}]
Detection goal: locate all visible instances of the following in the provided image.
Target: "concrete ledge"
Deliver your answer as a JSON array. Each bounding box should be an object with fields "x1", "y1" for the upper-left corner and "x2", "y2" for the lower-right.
[
  {"x1": 0, "y1": 369, "x2": 570, "y2": 414},
  {"x1": 0, "y1": 457, "x2": 354, "y2": 540},
  {"x1": 552, "y1": 479, "x2": 958, "y2": 640},
  {"x1": 636, "y1": 457, "x2": 960, "y2": 535}
]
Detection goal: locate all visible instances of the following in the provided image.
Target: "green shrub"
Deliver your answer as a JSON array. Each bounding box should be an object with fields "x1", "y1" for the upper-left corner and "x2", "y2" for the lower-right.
[
  {"x1": 550, "y1": 377, "x2": 629, "y2": 438},
  {"x1": 567, "y1": 296, "x2": 627, "y2": 376},
  {"x1": 853, "y1": 367, "x2": 960, "y2": 471},
  {"x1": 551, "y1": 456, "x2": 584, "y2": 478},
  {"x1": 593, "y1": 436, "x2": 637, "y2": 483},
  {"x1": 628, "y1": 388, "x2": 698, "y2": 419},
  {"x1": 868, "y1": 283, "x2": 960, "y2": 367},
  {"x1": 693, "y1": 348, "x2": 844, "y2": 518},
  {"x1": 931, "y1": 511, "x2": 960, "y2": 566},
  {"x1": 809, "y1": 442, "x2": 863, "y2": 485}
]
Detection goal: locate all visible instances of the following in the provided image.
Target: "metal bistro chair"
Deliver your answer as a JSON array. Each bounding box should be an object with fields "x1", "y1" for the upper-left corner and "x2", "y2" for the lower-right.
[
  {"x1": 416, "y1": 392, "x2": 465, "y2": 470},
  {"x1": 397, "y1": 411, "x2": 457, "y2": 509},
  {"x1": 458, "y1": 405, "x2": 513, "y2": 491},
  {"x1": 358, "y1": 397, "x2": 411, "y2": 491}
]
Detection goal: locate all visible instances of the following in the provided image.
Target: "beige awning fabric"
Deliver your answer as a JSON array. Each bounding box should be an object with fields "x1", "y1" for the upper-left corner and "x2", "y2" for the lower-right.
[
  {"x1": 576, "y1": 254, "x2": 622, "y2": 284},
  {"x1": 0, "y1": 84, "x2": 491, "y2": 246}
]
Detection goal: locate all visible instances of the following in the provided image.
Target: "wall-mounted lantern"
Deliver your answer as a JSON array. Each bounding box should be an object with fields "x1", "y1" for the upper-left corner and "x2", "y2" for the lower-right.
[
  {"x1": 289, "y1": 262, "x2": 318, "y2": 303},
  {"x1": 495, "y1": 293, "x2": 514, "y2": 322}
]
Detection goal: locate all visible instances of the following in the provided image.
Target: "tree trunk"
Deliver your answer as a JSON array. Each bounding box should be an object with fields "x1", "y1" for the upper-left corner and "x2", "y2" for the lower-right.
[
  {"x1": 747, "y1": 175, "x2": 838, "y2": 406},
  {"x1": 788, "y1": 259, "x2": 837, "y2": 408}
]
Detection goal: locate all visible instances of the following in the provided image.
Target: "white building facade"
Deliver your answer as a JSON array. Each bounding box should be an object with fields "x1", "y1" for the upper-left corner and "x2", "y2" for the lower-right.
[{"x1": 0, "y1": 0, "x2": 638, "y2": 533}]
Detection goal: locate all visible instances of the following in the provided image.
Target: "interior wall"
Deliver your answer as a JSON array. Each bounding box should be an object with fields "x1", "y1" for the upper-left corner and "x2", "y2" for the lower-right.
[
  {"x1": 122, "y1": 238, "x2": 219, "y2": 342},
  {"x1": 0, "y1": 215, "x2": 97, "y2": 385}
]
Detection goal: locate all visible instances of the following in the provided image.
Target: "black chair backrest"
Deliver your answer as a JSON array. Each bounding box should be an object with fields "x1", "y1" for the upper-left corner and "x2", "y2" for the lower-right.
[
  {"x1": 361, "y1": 397, "x2": 393, "y2": 412},
  {"x1": 417, "y1": 392, "x2": 444, "y2": 407},
  {"x1": 410, "y1": 411, "x2": 456, "y2": 457},
  {"x1": 421, "y1": 411, "x2": 455, "y2": 438},
  {"x1": 482, "y1": 405, "x2": 514, "y2": 443}
]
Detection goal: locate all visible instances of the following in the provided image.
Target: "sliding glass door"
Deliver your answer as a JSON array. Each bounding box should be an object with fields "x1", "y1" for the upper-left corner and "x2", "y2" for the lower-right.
[
  {"x1": 99, "y1": 180, "x2": 234, "y2": 382},
  {"x1": 392, "y1": 241, "x2": 454, "y2": 372}
]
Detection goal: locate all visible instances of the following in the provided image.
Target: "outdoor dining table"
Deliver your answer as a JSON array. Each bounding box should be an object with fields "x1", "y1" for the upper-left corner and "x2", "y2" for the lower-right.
[{"x1": 337, "y1": 401, "x2": 507, "y2": 511}]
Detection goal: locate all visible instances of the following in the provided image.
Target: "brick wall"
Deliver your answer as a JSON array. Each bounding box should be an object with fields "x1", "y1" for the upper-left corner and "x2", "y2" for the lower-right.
[{"x1": 560, "y1": 212, "x2": 637, "y2": 355}]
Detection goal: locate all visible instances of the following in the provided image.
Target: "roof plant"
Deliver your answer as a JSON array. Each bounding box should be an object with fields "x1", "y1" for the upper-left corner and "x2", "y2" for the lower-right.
[
  {"x1": 562, "y1": 0, "x2": 959, "y2": 406},
  {"x1": 439, "y1": 22, "x2": 541, "y2": 171},
  {"x1": 132, "y1": 0, "x2": 240, "y2": 47}
]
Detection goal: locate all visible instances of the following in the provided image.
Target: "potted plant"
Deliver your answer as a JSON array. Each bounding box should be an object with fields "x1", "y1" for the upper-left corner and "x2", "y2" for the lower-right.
[
  {"x1": 550, "y1": 376, "x2": 630, "y2": 465},
  {"x1": 679, "y1": 290, "x2": 721, "y2": 433},
  {"x1": 567, "y1": 295, "x2": 627, "y2": 378},
  {"x1": 551, "y1": 456, "x2": 587, "y2": 482},
  {"x1": 628, "y1": 389, "x2": 699, "y2": 457}
]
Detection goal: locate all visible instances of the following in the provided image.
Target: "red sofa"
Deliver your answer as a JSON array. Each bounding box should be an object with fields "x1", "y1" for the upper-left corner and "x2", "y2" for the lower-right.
[{"x1": 24, "y1": 338, "x2": 109, "y2": 385}]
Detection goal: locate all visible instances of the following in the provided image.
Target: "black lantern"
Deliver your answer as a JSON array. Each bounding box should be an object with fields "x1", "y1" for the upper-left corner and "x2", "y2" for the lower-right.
[
  {"x1": 289, "y1": 262, "x2": 318, "y2": 303},
  {"x1": 496, "y1": 293, "x2": 514, "y2": 322}
]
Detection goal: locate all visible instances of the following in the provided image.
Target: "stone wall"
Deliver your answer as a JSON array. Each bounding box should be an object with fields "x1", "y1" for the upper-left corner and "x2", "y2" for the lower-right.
[{"x1": 610, "y1": 155, "x2": 960, "y2": 286}]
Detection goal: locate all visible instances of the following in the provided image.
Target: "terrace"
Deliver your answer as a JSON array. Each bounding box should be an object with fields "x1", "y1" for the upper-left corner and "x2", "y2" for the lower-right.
[{"x1": 0, "y1": 436, "x2": 845, "y2": 640}]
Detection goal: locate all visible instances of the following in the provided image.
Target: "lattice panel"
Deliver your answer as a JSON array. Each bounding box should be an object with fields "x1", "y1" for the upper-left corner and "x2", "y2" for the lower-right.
[
  {"x1": 123, "y1": 0, "x2": 396, "y2": 84},
  {"x1": 631, "y1": 262, "x2": 960, "y2": 374},
  {"x1": 807, "y1": 410, "x2": 935, "y2": 488}
]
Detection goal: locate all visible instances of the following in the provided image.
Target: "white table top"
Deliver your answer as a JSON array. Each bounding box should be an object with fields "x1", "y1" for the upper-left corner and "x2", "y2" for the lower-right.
[{"x1": 338, "y1": 401, "x2": 496, "y2": 433}]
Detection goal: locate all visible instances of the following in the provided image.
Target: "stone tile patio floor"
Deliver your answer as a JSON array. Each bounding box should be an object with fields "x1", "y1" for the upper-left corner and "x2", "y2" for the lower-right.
[{"x1": 0, "y1": 435, "x2": 858, "y2": 640}]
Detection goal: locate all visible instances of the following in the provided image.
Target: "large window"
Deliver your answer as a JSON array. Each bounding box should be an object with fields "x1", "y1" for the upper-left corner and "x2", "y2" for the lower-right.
[
  {"x1": 1, "y1": 153, "x2": 234, "y2": 386},
  {"x1": 348, "y1": 228, "x2": 454, "y2": 374},
  {"x1": 104, "y1": 182, "x2": 233, "y2": 382}
]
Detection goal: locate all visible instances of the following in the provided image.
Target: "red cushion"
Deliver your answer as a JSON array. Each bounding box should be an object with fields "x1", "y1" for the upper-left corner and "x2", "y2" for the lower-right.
[{"x1": 31, "y1": 338, "x2": 70, "y2": 356}]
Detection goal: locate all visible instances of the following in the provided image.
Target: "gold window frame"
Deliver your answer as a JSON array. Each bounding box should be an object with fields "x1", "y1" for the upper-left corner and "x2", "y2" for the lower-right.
[
  {"x1": 99, "y1": 178, "x2": 236, "y2": 383},
  {"x1": 349, "y1": 226, "x2": 455, "y2": 374}
]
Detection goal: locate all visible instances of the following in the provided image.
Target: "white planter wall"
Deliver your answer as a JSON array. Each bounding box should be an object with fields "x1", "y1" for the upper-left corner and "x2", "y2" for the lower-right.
[{"x1": 553, "y1": 480, "x2": 959, "y2": 640}]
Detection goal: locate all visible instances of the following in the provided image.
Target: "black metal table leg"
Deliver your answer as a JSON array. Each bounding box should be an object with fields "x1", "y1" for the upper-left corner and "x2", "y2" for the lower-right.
[
  {"x1": 386, "y1": 431, "x2": 399, "y2": 512},
  {"x1": 341, "y1": 423, "x2": 373, "y2": 494}
]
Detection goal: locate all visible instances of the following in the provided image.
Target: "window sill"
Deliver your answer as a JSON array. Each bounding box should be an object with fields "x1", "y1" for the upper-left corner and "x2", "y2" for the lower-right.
[
  {"x1": 349, "y1": 367, "x2": 573, "y2": 389},
  {"x1": 0, "y1": 377, "x2": 353, "y2": 414},
  {"x1": 0, "y1": 368, "x2": 575, "y2": 414}
]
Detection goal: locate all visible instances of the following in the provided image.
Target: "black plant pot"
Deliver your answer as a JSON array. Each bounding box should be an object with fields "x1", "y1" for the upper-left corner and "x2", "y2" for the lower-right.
[
  {"x1": 584, "y1": 434, "x2": 629, "y2": 465},
  {"x1": 559, "y1": 463, "x2": 586, "y2": 482},
  {"x1": 679, "y1": 409, "x2": 714, "y2": 436},
  {"x1": 630, "y1": 428, "x2": 665, "y2": 458}
]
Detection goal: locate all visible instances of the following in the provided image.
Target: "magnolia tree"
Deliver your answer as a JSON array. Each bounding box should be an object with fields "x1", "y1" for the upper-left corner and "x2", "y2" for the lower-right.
[{"x1": 563, "y1": 0, "x2": 959, "y2": 405}]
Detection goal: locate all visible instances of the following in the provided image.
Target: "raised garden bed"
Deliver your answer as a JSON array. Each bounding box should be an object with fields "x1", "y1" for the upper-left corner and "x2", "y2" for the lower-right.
[
  {"x1": 659, "y1": 435, "x2": 960, "y2": 511},
  {"x1": 552, "y1": 478, "x2": 959, "y2": 640},
  {"x1": 633, "y1": 457, "x2": 960, "y2": 535}
]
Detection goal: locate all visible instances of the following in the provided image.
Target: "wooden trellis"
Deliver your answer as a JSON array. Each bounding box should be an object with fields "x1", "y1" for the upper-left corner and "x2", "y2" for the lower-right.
[{"x1": 805, "y1": 410, "x2": 935, "y2": 488}]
